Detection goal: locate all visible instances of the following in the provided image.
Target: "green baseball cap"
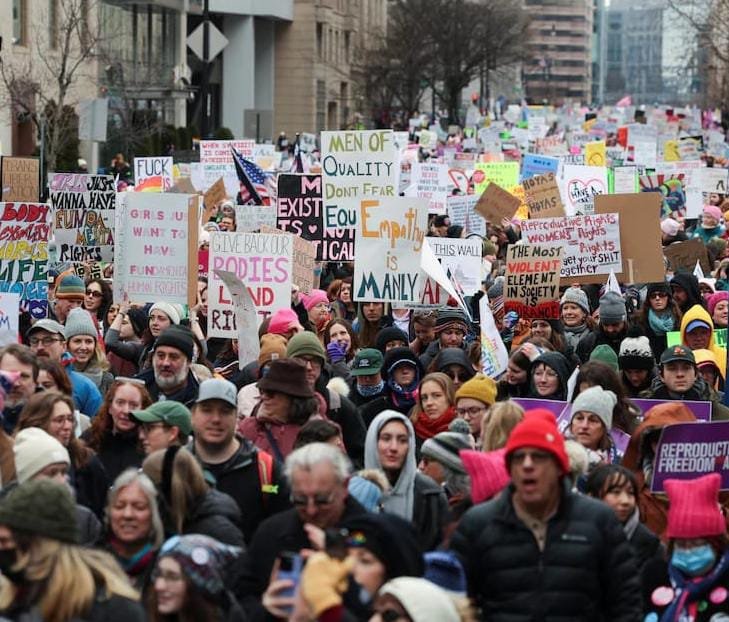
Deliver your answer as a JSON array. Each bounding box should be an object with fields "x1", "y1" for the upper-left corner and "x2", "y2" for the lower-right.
[
  {"x1": 131, "y1": 401, "x2": 192, "y2": 435},
  {"x1": 351, "y1": 348, "x2": 384, "y2": 376}
]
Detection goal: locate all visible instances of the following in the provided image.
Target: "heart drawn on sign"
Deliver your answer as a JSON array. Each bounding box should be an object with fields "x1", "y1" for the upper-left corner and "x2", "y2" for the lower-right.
[
  {"x1": 567, "y1": 178, "x2": 605, "y2": 204},
  {"x1": 448, "y1": 169, "x2": 470, "y2": 193},
  {"x1": 308, "y1": 224, "x2": 318, "y2": 235}
]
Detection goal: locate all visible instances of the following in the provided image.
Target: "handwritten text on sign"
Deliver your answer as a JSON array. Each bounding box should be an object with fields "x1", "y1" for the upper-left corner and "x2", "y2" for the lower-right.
[
  {"x1": 520, "y1": 213, "x2": 622, "y2": 277},
  {"x1": 505, "y1": 244, "x2": 563, "y2": 319},
  {"x1": 208, "y1": 231, "x2": 293, "y2": 337},
  {"x1": 49, "y1": 173, "x2": 115, "y2": 263}
]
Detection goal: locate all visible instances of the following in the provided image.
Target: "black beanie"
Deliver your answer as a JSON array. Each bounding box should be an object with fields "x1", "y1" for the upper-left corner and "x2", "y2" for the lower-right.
[
  {"x1": 375, "y1": 327, "x2": 409, "y2": 354},
  {"x1": 127, "y1": 307, "x2": 148, "y2": 338},
  {"x1": 155, "y1": 325, "x2": 195, "y2": 360}
]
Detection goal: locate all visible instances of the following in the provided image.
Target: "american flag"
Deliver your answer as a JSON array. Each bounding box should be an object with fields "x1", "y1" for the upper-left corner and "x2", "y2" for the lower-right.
[{"x1": 231, "y1": 147, "x2": 271, "y2": 205}]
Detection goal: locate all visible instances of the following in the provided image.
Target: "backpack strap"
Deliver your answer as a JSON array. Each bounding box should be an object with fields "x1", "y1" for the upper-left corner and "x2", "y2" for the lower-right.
[{"x1": 257, "y1": 450, "x2": 278, "y2": 497}]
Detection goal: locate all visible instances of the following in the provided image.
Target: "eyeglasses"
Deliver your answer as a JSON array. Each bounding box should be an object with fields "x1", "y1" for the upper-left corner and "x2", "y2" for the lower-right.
[
  {"x1": 293, "y1": 356, "x2": 322, "y2": 368},
  {"x1": 28, "y1": 336, "x2": 63, "y2": 347},
  {"x1": 510, "y1": 450, "x2": 553, "y2": 465},
  {"x1": 290, "y1": 490, "x2": 337, "y2": 507},
  {"x1": 85, "y1": 289, "x2": 102, "y2": 298},
  {"x1": 456, "y1": 406, "x2": 487, "y2": 418}
]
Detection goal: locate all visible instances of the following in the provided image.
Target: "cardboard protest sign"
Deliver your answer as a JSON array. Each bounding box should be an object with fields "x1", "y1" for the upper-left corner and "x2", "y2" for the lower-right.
[
  {"x1": 48, "y1": 174, "x2": 115, "y2": 263},
  {"x1": 520, "y1": 213, "x2": 621, "y2": 278},
  {"x1": 522, "y1": 172, "x2": 565, "y2": 218},
  {"x1": 213, "y1": 269, "x2": 260, "y2": 369},
  {"x1": 521, "y1": 154, "x2": 560, "y2": 180},
  {"x1": 202, "y1": 177, "x2": 227, "y2": 221},
  {"x1": 664, "y1": 238, "x2": 711, "y2": 274},
  {"x1": 133, "y1": 157, "x2": 174, "y2": 192},
  {"x1": 0, "y1": 293, "x2": 19, "y2": 346},
  {"x1": 1, "y1": 157, "x2": 39, "y2": 202},
  {"x1": 169, "y1": 177, "x2": 198, "y2": 194},
  {"x1": 207, "y1": 231, "x2": 293, "y2": 337},
  {"x1": 408, "y1": 163, "x2": 450, "y2": 214},
  {"x1": 560, "y1": 164, "x2": 608, "y2": 215},
  {"x1": 0, "y1": 202, "x2": 50, "y2": 319},
  {"x1": 584, "y1": 141, "x2": 606, "y2": 167},
  {"x1": 234, "y1": 205, "x2": 277, "y2": 232},
  {"x1": 353, "y1": 197, "x2": 428, "y2": 304},
  {"x1": 418, "y1": 238, "x2": 483, "y2": 305},
  {"x1": 200, "y1": 139, "x2": 255, "y2": 193},
  {"x1": 504, "y1": 244, "x2": 563, "y2": 319},
  {"x1": 633, "y1": 398, "x2": 711, "y2": 422},
  {"x1": 479, "y1": 296, "x2": 508, "y2": 378},
  {"x1": 473, "y1": 162, "x2": 520, "y2": 194},
  {"x1": 475, "y1": 183, "x2": 521, "y2": 223},
  {"x1": 651, "y1": 421, "x2": 729, "y2": 492},
  {"x1": 260, "y1": 225, "x2": 317, "y2": 294},
  {"x1": 446, "y1": 195, "x2": 485, "y2": 237},
  {"x1": 113, "y1": 193, "x2": 190, "y2": 305},
  {"x1": 509, "y1": 185, "x2": 530, "y2": 221},
  {"x1": 320, "y1": 130, "x2": 397, "y2": 242}
]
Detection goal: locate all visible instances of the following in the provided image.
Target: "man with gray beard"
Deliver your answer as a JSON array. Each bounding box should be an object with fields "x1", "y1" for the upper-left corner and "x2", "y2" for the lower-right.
[{"x1": 135, "y1": 325, "x2": 199, "y2": 407}]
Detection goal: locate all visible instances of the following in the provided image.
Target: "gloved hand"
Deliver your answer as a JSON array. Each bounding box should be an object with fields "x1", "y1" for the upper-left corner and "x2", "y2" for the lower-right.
[
  {"x1": 300, "y1": 551, "x2": 354, "y2": 616},
  {"x1": 326, "y1": 341, "x2": 348, "y2": 364}
]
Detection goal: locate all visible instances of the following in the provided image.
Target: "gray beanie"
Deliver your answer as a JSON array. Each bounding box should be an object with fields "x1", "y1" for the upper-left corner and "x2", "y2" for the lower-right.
[
  {"x1": 560, "y1": 287, "x2": 590, "y2": 315},
  {"x1": 420, "y1": 432, "x2": 471, "y2": 474},
  {"x1": 598, "y1": 291, "x2": 626, "y2": 324},
  {"x1": 63, "y1": 307, "x2": 98, "y2": 340},
  {"x1": 571, "y1": 385, "x2": 617, "y2": 430}
]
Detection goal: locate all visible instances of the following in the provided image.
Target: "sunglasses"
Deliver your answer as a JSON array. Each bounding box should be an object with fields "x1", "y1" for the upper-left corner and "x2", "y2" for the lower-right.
[
  {"x1": 85, "y1": 289, "x2": 103, "y2": 298},
  {"x1": 649, "y1": 292, "x2": 668, "y2": 299}
]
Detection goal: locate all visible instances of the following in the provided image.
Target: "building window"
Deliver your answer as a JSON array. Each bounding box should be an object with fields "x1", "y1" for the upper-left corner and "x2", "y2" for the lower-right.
[
  {"x1": 12, "y1": 0, "x2": 26, "y2": 45},
  {"x1": 49, "y1": 0, "x2": 59, "y2": 49},
  {"x1": 317, "y1": 23, "x2": 323, "y2": 59},
  {"x1": 316, "y1": 80, "x2": 326, "y2": 132},
  {"x1": 344, "y1": 31, "x2": 350, "y2": 64}
]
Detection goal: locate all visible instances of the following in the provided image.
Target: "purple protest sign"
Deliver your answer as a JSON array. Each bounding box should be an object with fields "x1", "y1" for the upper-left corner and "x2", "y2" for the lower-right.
[
  {"x1": 651, "y1": 421, "x2": 729, "y2": 492},
  {"x1": 633, "y1": 398, "x2": 711, "y2": 422},
  {"x1": 512, "y1": 398, "x2": 567, "y2": 419}
]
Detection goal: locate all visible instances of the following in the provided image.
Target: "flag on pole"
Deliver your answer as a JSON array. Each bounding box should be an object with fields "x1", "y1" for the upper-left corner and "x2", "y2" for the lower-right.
[
  {"x1": 231, "y1": 147, "x2": 270, "y2": 205},
  {"x1": 694, "y1": 260, "x2": 705, "y2": 280}
]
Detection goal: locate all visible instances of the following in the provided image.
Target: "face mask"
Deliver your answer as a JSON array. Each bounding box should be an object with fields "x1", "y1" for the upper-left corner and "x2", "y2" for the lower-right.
[
  {"x1": 671, "y1": 544, "x2": 716, "y2": 576},
  {"x1": 0, "y1": 548, "x2": 23, "y2": 584},
  {"x1": 356, "y1": 380, "x2": 385, "y2": 397}
]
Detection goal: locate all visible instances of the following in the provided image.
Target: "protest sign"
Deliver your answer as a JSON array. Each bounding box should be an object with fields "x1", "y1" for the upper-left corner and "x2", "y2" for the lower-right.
[
  {"x1": 418, "y1": 238, "x2": 483, "y2": 304},
  {"x1": 664, "y1": 238, "x2": 711, "y2": 274},
  {"x1": 213, "y1": 269, "x2": 260, "y2": 368},
  {"x1": 535, "y1": 136, "x2": 567, "y2": 156},
  {"x1": 113, "y1": 193, "x2": 190, "y2": 305},
  {"x1": 207, "y1": 231, "x2": 293, "y2": 337},
  {"x1": 504, "y1": 244, "x2": 563, "y2": 319},
  {"x1": 475, "y1": 182, "x2": 521, "y2": 223},
  {"x1": 353, "y1": 197, "x2": 428, "y2": 304},
  {"x1": 1, "y1": 157, "x2": 39, "y2": 202},
  {"x1": 522, "y1": 172, "x2": 565, "y2": 218},
  {"x1": 418, "y1": 130, "x2": 437, "y2": 150},
  {"x1": 0, "y1": 202, "x2": 49, "y2": 319},
  {"x1": 509, "y1": 185, "x2": 530, "y2": 221},
  {"x1": 169, "y1": 177, "x2": 198, "y2": 194},
  {"x1": 0, "y1": 293, "x2": 19, "y2": 346},
  {"x1": 408, "y1": 163, "x2": 450, "y2": 214},
  {"x1": 560, "y1": 164, "x2": 608, "y2": 215},
  {"x1": 260, "y1": 224, "x2": 317, "y2": 293},
  {"x1": 198, "y1": 248, "x2": 209, "y2": 279},
  {"x1": 473, "y1": 162, "x2": 520, "y2": 194},
  {"x1": 199, "y1": 139, "x2": 255, "y2": 193},
  {"x1": 520, "y1": 213, "x2": 621, "y2": 278},
  {"x1": 48, "y1": 174, "x2": 115, "y2": 263},
  {"x1": 133, "y1": 157, "x2": 174, "y2": 192},
  {"x1": 633, "y1": 398, "x2": 711, "y2": 422},
  {"x1": 479, "y1": 296, "x2": 508, "y2": 378},
  {"x1": 667, "y1": 329, "x2": 726, "y2": 349},
  {"x1": 612, "y1": 166, "x2": 638, "y2": 194},
  {"x1": 699, "y1": 167, "x2": 729, "y2": 194},
  {"x1": 521, "y1": 154, "x2": 560, "y2": 180},
  {"x1": 651, "y1": 421, "x2": 729, "y2": 492},
  {"x1": 446, "y1": 194, "x2": 486, "y2": 237},
  {"x1": 419, "y1": 238, "x2": 470, "y2": 317},
  {"x1": 320, "y1": 130, "x2": 397, "y2": 241},
  {"x1": 632, "y1": 141, "x2": 657, "y2": 168},
  {"x1": 592, "y1": 193, "x2": 665, "y2": 284},
  {"x1": 202, "y1": 177, "x2": 227, "y2": 221},
  {"x1": 585, "y1": 141, "x2": 606, "y2": 167},
  {"x1": 512, "y1": 398, "x2": 567, "y2": 418},
  {"x1": 234, "y1": 204, "x2": 277, "y2": 232}
]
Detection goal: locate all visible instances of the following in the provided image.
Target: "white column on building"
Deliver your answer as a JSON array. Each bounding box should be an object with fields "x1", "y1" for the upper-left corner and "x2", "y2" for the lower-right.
[{"x1": 221, "y1": 14, "x2": 255, "y2": 138}]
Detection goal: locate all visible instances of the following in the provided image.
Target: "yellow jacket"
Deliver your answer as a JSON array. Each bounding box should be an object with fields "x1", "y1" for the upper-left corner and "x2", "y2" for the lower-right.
[{"x1": 680, "y1": 304, "x2": 727, "y2": 378}]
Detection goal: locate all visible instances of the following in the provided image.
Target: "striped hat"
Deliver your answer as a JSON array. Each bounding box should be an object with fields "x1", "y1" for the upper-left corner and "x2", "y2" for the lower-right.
[{"x1": 55, "y1": 273, "x2": 85, "y2": 301}]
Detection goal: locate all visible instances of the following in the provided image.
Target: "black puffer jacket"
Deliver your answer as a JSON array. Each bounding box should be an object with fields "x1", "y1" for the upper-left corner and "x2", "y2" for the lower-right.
[
  {"x1": 450, "y1": 482, "x2": 642, "y2": 622},
  {"x1": 576, "y1": 323, "x2": 629, "y2": 364},
  {"x1": 413, "y1": 472, "x2": 449, "y2": 551},
  {"x1": 184, "y1": 488, "x2": 245, "y2": 548}
]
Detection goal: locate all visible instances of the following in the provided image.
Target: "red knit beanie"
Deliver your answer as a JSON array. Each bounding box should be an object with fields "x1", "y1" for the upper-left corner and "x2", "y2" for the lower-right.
[
  {"x1": 665, "y1": 473, "x2": 726, "y2": 539},
  {"x1": 504, "y1": 409, "x2": 570, "y2": 475}
]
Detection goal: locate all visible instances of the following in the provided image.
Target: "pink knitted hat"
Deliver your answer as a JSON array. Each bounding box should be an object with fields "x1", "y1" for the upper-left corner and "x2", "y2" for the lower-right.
[
  {"x1": 665, "y1": 473, "x2": 726, "y2": 539},
  {"x1": 301, "y1": 289, "x2": 329, "y2": 312},
  {"x1": 460, "y1": 449, "x2": 510, "y2": 504},
  {"x1": 708, "y1": 291, "x2": 729, "y2": 317},
  {"x1": 704, "y1": 205, "x2": 723, "y2": 222},
  {"x1": 267, "y1": 308, "x2": 300, "y2": 336}
]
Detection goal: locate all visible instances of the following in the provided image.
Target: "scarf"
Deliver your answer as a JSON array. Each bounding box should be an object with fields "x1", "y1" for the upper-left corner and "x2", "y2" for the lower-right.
[
  {"x1": 413, "y1": 406, "x2": 456, "y2": 440},
  {"x1": 387, "y1": 379, "x2": 419, "y2": 411},
  {"x1": 648, "y1": 309, "x2": 675, "y2": 335},
  {"x1": 108, "y1": 537, "x2": 156, "y2": 577},
  {"x1": 660, "y1": 550, "x2": 729, "y2": 622},
  {"x1": 357, "y1": 380, "x2": 385, "y2": 398},
  {"x1": 623, "y1": 507, "x2": 640, "y2": 540}
]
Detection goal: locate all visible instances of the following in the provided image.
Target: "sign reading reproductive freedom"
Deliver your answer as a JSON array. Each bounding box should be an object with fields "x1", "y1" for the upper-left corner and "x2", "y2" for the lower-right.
[
  {"x1": 207, "y1": 231, "x2": 293, "y2": 337},
  {"x1": 651, "y1": 421, "x2": 729, "y2": 492},
  {"x1": 353, "y1": 197, "x2": 428, "y2": 304},
  {"x1": 48, "y1": 173, "x2": 115, "y2": 263},
  {"x1": 505, "y1": 244, "x2": 563, "y2": 319},
  {"x1": 320, "y1": 130, "x2": 398, "y2": 234},
  {"x1": 113, "y1": 193, "x2": 190, "y2": 305},
  {"x1": 0, "y1": 202, "x2": 49, "y2": 319},
  {"x1": 520, "y1": 213, "x2": 621, "y2": 278}
]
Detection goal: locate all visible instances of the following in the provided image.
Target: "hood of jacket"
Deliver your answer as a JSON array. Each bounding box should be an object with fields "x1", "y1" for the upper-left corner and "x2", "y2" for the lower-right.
[
  {"x1": 679, "y1": 304, "x2": 727, "y2": 377},
  {"x1": 188, "y1": 488, "x2": 242, "y2": 526},
  {"x1": 671, "y1": 271, "x2": 704, "y2": 312},
  {"x1": 527, "y1": 351, "x2": 571, "y2": 401}
]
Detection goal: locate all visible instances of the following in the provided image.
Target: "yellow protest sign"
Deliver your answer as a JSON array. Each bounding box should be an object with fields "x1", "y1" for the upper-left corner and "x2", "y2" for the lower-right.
[
  {"x1": 473, "y1": 162, "x2": 520, "y2": 195},
  {"x1": 663, "y1": 140, "x2": 680, "y2": 162},
  {"x1": 585, "y1": 141, "x2": 606, "y2": 167}
]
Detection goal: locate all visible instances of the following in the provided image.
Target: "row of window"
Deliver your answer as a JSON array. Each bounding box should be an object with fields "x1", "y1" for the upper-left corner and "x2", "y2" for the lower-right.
[{"x1": 316, "y1": 22, "x2": 351, "y2": 66}]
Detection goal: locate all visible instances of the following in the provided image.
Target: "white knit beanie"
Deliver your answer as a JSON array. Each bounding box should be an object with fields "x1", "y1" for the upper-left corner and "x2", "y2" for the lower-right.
[
  {"x1": 14, "y1": 427, "x2": 70, "y2": 483},
  {"x1": 379, "y1": 577, "x2": 461, "y2": 622},
  {"x1": 571, "y1": 385, "x2": 617, "y2": 430},
  {"x1": 149, "y1": 302, "x2": 181, "y2": 325}
]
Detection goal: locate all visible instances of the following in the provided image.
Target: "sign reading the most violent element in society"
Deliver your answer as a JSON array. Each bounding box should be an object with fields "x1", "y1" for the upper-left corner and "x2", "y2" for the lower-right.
[
  {"x1": 320, "y1": 130, "x2": 398, "y2": 234},
  {"x1": 520, "y1": 213, "x2": 622, "y2": 278},
  {"x1": 505, "y1": 244, "x2": 563, "y2": 319},
  {"x1": 207, "y1": 231, "x2": 293, "y2": 337},
  {"x1": 354, "y1": 197, "x2": 428, "y2": 304},
  {"x1": 1, "y1": 157, "x2": 40, "y2": 202},
  {"x1": 133, "y1": 156, "x2": 174, "y2": 192},
  {"x1": 651, "y1": 421, "x2": 729, "y2": 492},
  {"x1": 113, "y1": 193, "x2": 191, "y2": 305},
  {"x1": 48, "y1": 173, "x2": 115, "y2": 263}
]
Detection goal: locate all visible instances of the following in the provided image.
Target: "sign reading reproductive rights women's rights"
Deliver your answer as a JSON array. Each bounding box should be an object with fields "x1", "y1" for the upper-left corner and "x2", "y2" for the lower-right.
[
  {"x1": 48, "y1": 173, "x2": 115, "y2": 263},
  {"x1": 520, "y1": 213, "x2": 622, "y2": 278},
  {"x1": 207, "y1": 231, "x2": 293, "y2": 338},
  {"x1": 113, "y1": 193, "x2": 191, "y2": 305},
  {"x1": 353, "y1": 197, "x2": 428, "y2": 304},
  {"x1": 320, "y1": 130, "x2": 398, "y2": 234},
  {"x1": 651, "y1": 421, "x2": 729, "y2": 492}
]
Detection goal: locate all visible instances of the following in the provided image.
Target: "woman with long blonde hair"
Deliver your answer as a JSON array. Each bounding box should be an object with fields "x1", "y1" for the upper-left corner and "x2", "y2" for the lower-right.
[{"x1": 0, "y1": 479, "x2": 144, "y2": 621}]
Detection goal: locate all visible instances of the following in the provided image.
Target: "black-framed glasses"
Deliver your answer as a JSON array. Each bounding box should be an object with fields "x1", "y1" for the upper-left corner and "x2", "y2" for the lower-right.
[
  {"x1": 290, "y1": 490, "x2": 337, "y2": 507},
  {"x1": 85, "y1": 289, "x2": 103, "y2": 298},
  {"x1": 28, "y1": 336, "x2": 63, "y2": 347},
  {"x1": 456, "y1": 406, "x2": 487, "y2": 418}
]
